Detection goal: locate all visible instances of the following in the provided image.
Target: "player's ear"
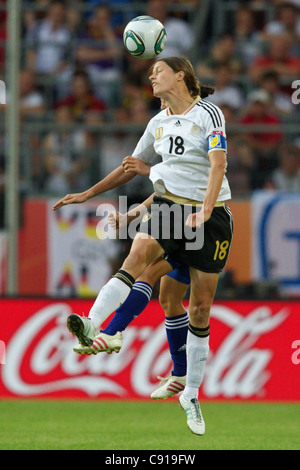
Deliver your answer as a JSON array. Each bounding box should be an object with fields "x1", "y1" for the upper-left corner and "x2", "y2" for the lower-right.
[{"x1": 176, "y1": 70, "x2": 185, "y2": 83}]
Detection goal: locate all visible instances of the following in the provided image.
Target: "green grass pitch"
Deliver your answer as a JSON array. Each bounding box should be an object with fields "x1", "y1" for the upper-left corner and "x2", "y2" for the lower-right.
[{"x1": 0, "y1": 400, "x2": 299, "y2": 450}]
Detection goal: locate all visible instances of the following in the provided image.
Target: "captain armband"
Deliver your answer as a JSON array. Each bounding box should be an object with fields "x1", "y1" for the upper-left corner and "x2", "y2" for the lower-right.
[{"x1": 207, "y1": 133, "x2": 227, "y2": 153}]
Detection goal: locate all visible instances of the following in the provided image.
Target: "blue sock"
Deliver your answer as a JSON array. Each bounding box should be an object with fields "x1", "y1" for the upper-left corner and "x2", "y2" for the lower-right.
[
  {"x1": 102, "y1": 281, "x2": 153, "y2": 335},
  {"x1": 165, "y1": 312, "x2": 189, "y2": 377}
]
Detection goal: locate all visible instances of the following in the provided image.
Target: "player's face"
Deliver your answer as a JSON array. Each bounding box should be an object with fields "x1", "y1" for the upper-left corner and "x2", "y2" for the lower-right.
[{"x1": 149, "y1": 61, "x2": 180, "y2": 98}]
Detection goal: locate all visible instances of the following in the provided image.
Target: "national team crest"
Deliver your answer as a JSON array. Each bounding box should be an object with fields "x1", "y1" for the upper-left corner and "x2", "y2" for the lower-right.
[
  {"x1": 191, "y1": 123, "x2": 201, "y2": 136},
  {"x1": 155, "y1": 127, "x2": 163, "y2": 140}
]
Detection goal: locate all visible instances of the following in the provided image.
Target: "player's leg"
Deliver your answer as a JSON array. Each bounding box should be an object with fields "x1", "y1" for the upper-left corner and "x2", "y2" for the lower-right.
[
  {"x1": 159, "y1": 274, "x2": 188, "y2": 318},
  {"x1": 74, "y1": 258, "x2": 173, "y2": 354},
  {"x1": 178, "y1": 204, "x2": 233, "y2": 434},
  {"x1": 179, "y1": 268, "x2": 219, "y2": 435},
  {"x1": 67, "y1": 234, "x2": 165, "y2": 347},
  {"x1": 151, "y1": 273, "x2": 189, "y2": 399},
  {"x1": 102, "y1": 258, "x2": 172, "y2": 335}
]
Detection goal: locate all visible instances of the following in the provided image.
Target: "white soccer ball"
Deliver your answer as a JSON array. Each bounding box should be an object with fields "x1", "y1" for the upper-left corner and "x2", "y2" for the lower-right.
[{"x1": 123, "y1": 16, "x2": 167, "y2": 60}]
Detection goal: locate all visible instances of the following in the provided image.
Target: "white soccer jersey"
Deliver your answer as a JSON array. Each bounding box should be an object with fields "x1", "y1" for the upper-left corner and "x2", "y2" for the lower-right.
[{"x1": 132, "y1": 96, "x2": 231, "y2": 202}]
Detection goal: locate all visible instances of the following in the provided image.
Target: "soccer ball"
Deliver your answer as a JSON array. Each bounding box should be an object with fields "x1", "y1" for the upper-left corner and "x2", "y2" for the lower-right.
[{"x1": 123, "y1": 16, "x2": 167, "y2": 60}]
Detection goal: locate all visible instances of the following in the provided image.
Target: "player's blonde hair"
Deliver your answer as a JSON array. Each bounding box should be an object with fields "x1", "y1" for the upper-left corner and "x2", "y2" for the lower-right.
[{"x1": 150, "y1": 57, "x2": 214, "y2": 99}]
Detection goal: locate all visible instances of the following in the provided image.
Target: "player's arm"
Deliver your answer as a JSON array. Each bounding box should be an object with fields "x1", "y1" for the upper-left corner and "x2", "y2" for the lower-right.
[
  {"x1": 52, "y1": 164, "x2": 136, "y2": 210},
  {"x1": 204, "y1": 131, "x2": 228, "y2": 218},
  {"x1": 127, "y1": 192, "x2": 154, "y2": 221},
  {"x1": 108, "y1": 193, "x2": 155, "y2": 229},
  {"x1": 203, "y1": 149, "x2": 227, "y2": 216}
]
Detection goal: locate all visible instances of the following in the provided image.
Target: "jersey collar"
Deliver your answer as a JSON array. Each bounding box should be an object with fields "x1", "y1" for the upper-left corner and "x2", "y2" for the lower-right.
[{"x1": 166, "y1": 95, "x2": 201, "y2": 116}]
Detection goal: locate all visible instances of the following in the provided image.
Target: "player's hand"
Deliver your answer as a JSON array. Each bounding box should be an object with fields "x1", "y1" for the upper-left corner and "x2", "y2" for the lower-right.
[
  {"x1": 107, "y1": 211, "x2": 127, "y2": 230},
  {"x1": 122, "y1": 156, "x2": 150, "y2": 176},
  {"x1": 52, "y1": 192, "x2": 88, "y2": 211},
  {"x1": 185, "y1": 207, "x2": 211, "y2": 228}
]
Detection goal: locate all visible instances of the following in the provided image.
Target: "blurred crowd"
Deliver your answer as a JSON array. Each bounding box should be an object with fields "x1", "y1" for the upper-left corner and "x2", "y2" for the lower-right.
[{"x1": 0, "y1": 0, "x2": 300, "y2": 220}]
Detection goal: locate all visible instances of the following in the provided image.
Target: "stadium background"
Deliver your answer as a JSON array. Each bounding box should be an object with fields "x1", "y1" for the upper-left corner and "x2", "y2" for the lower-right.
[{"x1": 0, "y1": 0, "x2": 299, "y2": 451}]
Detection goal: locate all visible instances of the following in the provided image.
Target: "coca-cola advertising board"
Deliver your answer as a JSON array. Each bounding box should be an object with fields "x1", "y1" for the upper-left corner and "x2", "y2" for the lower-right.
[{"x1": 0, "y1": 299, "x2": 299, "y2": 401}]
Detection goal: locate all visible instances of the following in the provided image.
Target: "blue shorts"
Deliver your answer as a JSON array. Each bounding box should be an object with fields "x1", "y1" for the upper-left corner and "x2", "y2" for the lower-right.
[{"x1": 164, "y1": 254, "x2": 190, "y2": 286}]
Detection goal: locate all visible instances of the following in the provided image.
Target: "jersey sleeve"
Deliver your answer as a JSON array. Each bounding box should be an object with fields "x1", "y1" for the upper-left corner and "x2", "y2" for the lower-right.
[
  {"x1": 202, "y1": 103, "x2": 227, "y2": 154},
  {"x1": 132, "y1": 118, "x2": 158, "y2": 164}
]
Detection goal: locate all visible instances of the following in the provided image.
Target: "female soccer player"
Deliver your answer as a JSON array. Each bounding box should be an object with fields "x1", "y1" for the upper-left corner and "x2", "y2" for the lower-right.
[{"x1": 53, "y1": 57, "x2": 233, "y2": 435}]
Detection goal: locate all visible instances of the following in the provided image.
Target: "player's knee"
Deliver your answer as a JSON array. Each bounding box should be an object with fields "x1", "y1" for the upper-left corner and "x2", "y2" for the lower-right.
[
  {"x1": 139, "y1": 267, "x2": 161, "y2": 286},
  {"x1": 159, "y1": 290, "x2": 171, "y2": 314},
  {"x1": 124, "y1": 248, "x2": 148, "y2": 275},
  {"x1": 189, "y1": 302, "x2": 211, "y2": 327},
  {"x1": 159, "y1": 292, "x2": 184, "y2": 317}
]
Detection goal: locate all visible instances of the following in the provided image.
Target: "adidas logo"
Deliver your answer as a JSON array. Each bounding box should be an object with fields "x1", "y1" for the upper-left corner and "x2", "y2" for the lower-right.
[{"x1": 174, "y1": 120, "x2": 181, "y2": 127}]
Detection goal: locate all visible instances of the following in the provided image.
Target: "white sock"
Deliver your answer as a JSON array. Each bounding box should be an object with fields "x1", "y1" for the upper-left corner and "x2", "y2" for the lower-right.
[
  {"x1": 183, "y1": 328, "x2": 209, "y2": 401},
  {"x1": 89, "y1": 277, "x2": 132, "y2": 330}
]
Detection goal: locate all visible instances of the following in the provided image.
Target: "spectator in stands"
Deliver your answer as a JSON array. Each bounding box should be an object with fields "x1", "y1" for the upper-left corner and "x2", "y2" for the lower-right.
[
  {"x1": 249, "y1": 33, "x2": 300, "y2": 83},
  {"x1": 206, "y1": 63, "x2": 244, "y2": 110},
  {"x1": 263, "y1": 1, "x2": 300, "y2": 58},
  {"x1": 65, "y1": 6, "x2": 82, "y2": 36},
  {"x1": 19, "y1": 69, "x2": 46, "y2": 119},
  {"x1": 23, "y1": 0, "x2": 54, "y2": 33},
  {"x1": 221, "y1": 102, "x2": 253, "y2": 195},
  {"x1": 218, "y1": 103, "x2": 238, "y2": 126},
  {"x1": 146, "y1": 0, "x2": 195, "y2": 57},
  {"x1": 196, "y1": 34, "x2": 244, "y2": 80},
  {"x1": 264, "y1": 143, "x2": 300, "y2": 191},
  {"x1": 75, "y1": 5, "x2": 121, "y2": 102},
  {"x1": 127, "y1": 96, "x2": 152, "y2": 124},
  {"x1": 263, "y1": 2, "x2": 300, "y2": 38},
  {"x1": 121, "y1": 76, "x2": 144, "y2": 110},
  {"x1": 25, "y1": 0, "x2": 72, "y2": 76},
  {"x1": 240, "y1": 89, "x2": 284, "y2": 188},
  {"x1": 259, "y1": 71, "x2": 295, "y2": 116},
  {"x1": 240, "y1": 89, "x2": 283, "y2": 149},
  {"x1": 56, "y1": 70, "x2": 106, "y2": 122},
  {"x1": 232, "y1": 6, "x2": 262, "y2": 67},
  {"x1": 42, "y1": 106, "x2": 90, "y2": 193},
  {"x1": 85, "y1": 0, "x2": 138, "y2": 34},
  {"x1": 77, "y1": 110, "x2": 102, "y2": 187},
  {"x1": 226, "y1": 137, "x2": 253, "y2": 196}
]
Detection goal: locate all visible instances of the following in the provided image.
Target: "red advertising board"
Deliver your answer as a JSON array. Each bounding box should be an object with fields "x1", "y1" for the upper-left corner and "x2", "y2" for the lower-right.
[{"x1": 0, "y1": 299, "x2": 299, "y2": 401}]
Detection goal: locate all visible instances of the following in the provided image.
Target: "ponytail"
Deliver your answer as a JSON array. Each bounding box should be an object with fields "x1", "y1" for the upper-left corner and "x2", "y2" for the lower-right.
[{"x1": 199, "y1": 84, "x2": 215, "y2": 99}]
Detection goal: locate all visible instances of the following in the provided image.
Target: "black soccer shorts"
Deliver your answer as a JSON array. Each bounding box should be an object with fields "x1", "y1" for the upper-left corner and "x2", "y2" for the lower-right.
[{"x1": 138, "y1": 196, "x2": 233, "y2": 273}]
